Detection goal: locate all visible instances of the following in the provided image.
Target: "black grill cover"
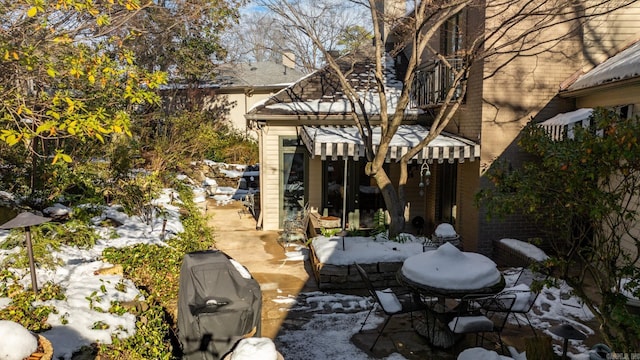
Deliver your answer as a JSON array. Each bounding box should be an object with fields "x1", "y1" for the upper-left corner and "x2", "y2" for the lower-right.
[{"x1": 178, "y1": 250, "x2": 262, "y2": 360}]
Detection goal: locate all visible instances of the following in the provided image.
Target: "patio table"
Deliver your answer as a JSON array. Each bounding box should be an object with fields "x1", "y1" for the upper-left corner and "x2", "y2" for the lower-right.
[{"x1": 396, "y1": 242, "x2": 505, "y2": 348}]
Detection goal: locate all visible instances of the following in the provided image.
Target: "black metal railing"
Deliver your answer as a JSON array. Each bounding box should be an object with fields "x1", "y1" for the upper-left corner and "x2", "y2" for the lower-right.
[{"x1": 410, "y1": 58, "x2": 464, "y2": 108}]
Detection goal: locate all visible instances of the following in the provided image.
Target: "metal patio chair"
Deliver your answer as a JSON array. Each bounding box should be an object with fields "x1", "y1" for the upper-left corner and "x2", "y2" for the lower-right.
[
  {"x1": 277, "y1": 203, "x2": 310, "y2": 249},
  {"x1": 355, "y1": 263, "x2": 427, "y2": 351},
  {"x1": 485, "y1": 269, "x2": 548, "y2": 336},
  {"x1": 449, "y1": 293, "x2": 516, "y2": 354}
]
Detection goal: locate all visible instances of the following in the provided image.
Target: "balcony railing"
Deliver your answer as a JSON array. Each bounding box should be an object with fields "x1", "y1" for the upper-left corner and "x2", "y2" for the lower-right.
[{"x1": 411, "y1": 58, "x2": 464, "y2": 108}]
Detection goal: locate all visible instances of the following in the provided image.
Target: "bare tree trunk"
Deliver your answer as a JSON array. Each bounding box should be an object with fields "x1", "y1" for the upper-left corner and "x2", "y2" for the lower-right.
[
  {"x1": 398, "y1": 159, "x2": 410, "y2": 224},
  {"x1": 373, "y1": 168, "x2": 405, "y2": 236}
]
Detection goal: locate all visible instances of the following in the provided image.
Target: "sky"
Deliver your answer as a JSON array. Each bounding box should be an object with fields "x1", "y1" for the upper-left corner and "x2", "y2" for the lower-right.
[{"x1": 0, "y1": 161, "x2": 621, "y2": 360}]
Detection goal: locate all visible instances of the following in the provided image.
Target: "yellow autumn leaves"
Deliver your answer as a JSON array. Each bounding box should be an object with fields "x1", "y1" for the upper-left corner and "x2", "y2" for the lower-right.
[
  {"x1": 0, "y1": 0, "x2": 166, "y2": 164},
  {"x1": 27, "y1": 0, "x2": 142, "y2": 19}
]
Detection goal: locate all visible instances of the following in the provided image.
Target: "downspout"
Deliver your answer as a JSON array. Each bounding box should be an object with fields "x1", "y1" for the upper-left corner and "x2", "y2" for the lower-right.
[
  {"x1": 244, "y1": 87, "x2": 254, "y2": 139},
  {"x1": 342, "y1": 157, "x2": 348, "y2": 231},
  {"x1": 256, "y1": 121, "x2": 264, "y2": 230}
]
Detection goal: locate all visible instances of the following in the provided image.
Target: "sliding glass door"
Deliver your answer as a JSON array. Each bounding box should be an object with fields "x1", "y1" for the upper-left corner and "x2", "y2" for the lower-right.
[
  {"x1": 322, "y1": 159, "x2": 385, "y2": 229},
  {"x1": 280, "y1": 137, "x2": 307, "y2": 227}
]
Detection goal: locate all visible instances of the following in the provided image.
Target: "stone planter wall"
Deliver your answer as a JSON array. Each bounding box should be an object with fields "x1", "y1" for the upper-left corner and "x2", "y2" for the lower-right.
[
  {"x1": 309, "y1": 246, "x2": 403, "y2": 290},
  {"x1": 492, "y1": 238, "x2": 554, "y2": 269},
  {"x1": 492, "y1": 239, "x2": 534, "y2": 268}
]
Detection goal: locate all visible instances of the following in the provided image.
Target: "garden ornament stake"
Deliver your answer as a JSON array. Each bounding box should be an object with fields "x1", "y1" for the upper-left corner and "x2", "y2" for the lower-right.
[
  {"x1": 338, "y1": 229, "x2": 349, "y2": 251},
  {"x1": 0, "y1": 212, "x2": 51, "y2": 294},
  {"x1": 419, "y1": 161, "x2": 431, "y2": 196}
]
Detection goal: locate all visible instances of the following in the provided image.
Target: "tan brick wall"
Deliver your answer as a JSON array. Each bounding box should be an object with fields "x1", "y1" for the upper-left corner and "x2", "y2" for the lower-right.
[
  {"x1": 450, "y1": 2, "x2": 639, "y2": 259},
  {"x1": 581, "y1": 1, "x2": 640, "y2": 67},
  {"x1": 457, "y1": 160, "x2": 481, "y2": 252}
]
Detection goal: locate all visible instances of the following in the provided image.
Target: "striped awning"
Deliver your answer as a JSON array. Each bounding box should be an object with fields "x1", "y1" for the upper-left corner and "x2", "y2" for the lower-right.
[
  {"x1": 300, "y1": 125, "x2": 480, "y2": 163},
  {"x1": 538, "y1": 108, "x2": 593, "y2": 140}
]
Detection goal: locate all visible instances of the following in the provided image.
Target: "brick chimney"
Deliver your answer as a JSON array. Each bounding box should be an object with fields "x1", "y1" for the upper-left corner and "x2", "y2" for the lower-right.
[
  {"x1": 282, "y1": 51, "x2": 296, "y2": 70},
  {"x1": 375, "y1": 0, "x2": 406, "y2": 42}
]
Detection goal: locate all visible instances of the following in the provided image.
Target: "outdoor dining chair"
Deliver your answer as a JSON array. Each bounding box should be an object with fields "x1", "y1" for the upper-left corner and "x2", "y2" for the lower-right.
[
  {"x1": 484, "y1": 269, "x2": 547, "y2": 336},
  {"x1": 448, "y1": 293, "x2": 516, "y2": 354},
  {"x1": 354, "y1": 263, "x2": 427, "y2": 351},
  {"x1": 277, "y1": 203, "x2": 310, "y2": 249}
]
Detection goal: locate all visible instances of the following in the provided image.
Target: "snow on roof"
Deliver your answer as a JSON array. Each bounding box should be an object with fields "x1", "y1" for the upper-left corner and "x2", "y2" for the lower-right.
[
  {"x1": 251, "y1": 52, "x2": 420, "y2": 116},
  {"x1": 568, "y1": 39, "x2": 640, "y2": 91},
  {"x1": 538, "y1": 108, "x2": 594, "y2": 140}
]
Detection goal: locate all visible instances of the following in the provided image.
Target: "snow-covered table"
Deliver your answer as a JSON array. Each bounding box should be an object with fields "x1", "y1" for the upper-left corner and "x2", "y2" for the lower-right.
[{"x1": 396, "y1": 243, "x2": 505, "y2": 348}]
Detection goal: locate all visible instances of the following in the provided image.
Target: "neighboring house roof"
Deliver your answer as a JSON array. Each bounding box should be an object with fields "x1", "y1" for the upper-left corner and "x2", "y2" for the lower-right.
[
  {"x1": 565, "y1": 39, "x2": 640, "y2": 92},
  {"x1": 216, "y1": 61, "x2": 306, "y2": 89},
  {"x1": 248, "y1": 49, "x2": 419, "y2": 116},
  {"x1": 159, "y1": 61, "x2": 305, "y2": 91}
]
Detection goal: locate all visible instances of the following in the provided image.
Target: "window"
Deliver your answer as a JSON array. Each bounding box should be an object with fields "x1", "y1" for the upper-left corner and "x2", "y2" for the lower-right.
[
  {"x1": 441, "y1": 13, "x2": 463, "y2": 56},
  {"x1": 613, "y1": 104, "x2": 634, "y2": 119},
  {"x1": 322, "y1": 159, "x2": 385, "y2": 229},
  {"x1": 410, "y1": 12, "x2": 465, "y2": 108},
  {"x1": 280, "y1": 137, "x2": 307, "y2": 228},
  {"x1": 437, "y1": 163, "x2": 457, "y2": 225}
]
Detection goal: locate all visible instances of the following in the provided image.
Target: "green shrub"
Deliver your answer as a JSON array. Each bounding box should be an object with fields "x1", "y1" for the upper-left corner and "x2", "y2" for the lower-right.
[
  {"x1": 370, "y1": 209, "x2": 388, "y2": 240},
  {"x1": 100, "y1": 293, "x2": 174, "y2": 360},
  {"x1": 0, "y1": 282, "x2": 65, "y2": 332},
  {"x1": 100, "y1": 186, "x2": 212, "y2": 359},
  {"x1": 72, "y1": 204, "x2": 106, "y2": 223},
  {"x1": 320, "y1": 228, "x2": 341, "y2": 237},
  {"x1": 110, "y1": 172, "x2": 162, "y2": 225},
  {"x1": 137, "y1": 111, "x2": 228, "y2": 173},
  {"x1": 0, "y1": 219, "x2": 99, "y2": 269},
  {"x1": 206, "y1": 130, "x2": 258, "y2": 165}
]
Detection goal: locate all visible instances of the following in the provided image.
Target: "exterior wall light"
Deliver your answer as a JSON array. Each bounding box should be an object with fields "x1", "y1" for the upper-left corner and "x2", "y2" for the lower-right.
[{"x1": 419, "y1": 162, "x2": 431, "y2": 196}]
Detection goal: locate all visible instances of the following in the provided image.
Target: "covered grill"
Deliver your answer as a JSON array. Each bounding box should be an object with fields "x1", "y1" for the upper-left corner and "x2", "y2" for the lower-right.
[{"x1": 178, "y1": 250, "x2": 262, "y2": 360}]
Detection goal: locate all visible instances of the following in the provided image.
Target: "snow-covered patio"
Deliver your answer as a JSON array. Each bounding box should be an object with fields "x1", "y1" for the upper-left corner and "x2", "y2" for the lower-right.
[
  {"x1": 0, "y1": 170, "x2": 616, "y2": 359},
  {"x1": 264, "y1": 217, "x2": 605, "y2": 359}
]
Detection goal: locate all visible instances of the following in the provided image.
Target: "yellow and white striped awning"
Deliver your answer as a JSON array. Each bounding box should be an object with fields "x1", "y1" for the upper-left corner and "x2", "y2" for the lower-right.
[{"x1": 300, "y1": 125, "x2": 480, "y2": 163}]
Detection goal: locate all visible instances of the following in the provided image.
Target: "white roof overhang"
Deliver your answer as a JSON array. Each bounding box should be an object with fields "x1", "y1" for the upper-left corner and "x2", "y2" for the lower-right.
[{"x1": 538, "y1": 108, "x2": 593, "y2": 140}]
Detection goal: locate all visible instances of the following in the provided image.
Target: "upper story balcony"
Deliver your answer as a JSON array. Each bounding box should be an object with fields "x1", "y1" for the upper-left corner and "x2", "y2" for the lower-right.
[{"x1": 410, "y1": 57, "x2": 464, "y2": 109}]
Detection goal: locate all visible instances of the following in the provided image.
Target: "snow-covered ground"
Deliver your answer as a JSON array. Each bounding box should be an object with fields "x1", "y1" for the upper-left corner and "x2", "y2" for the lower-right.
[{"x1": 0, "y1": 167, "x2": 605, "y2": 360}]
